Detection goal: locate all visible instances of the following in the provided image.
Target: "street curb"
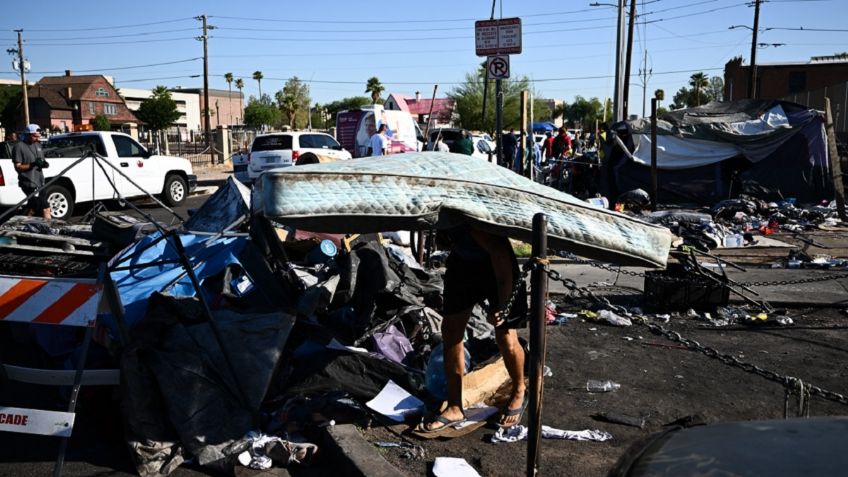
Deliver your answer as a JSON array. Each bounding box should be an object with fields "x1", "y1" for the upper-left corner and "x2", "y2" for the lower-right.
[{"x1": 321, "y1": 424, "x2": 406, "y2": 477}]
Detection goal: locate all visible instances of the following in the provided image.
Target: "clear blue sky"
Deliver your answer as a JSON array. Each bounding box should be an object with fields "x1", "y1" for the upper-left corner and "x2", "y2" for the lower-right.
[{"x1": 2, "y1": 0, "x2": 846, "y2": 117}]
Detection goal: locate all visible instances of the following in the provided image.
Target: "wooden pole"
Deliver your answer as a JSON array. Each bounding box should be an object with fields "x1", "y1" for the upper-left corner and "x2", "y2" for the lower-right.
[
  {"x1": 651, "y1": 97, "x2": 658, "y2": 211},
  {"x1": 748, "y1": 0, "x2": 761, "y2": 99},
  {"x1": 520, "y1": 90, "x2": 528, "y2": 176},
  {"x1": 422, "y1": 84, "x2": 439, "y2": 148},
  {"x1": 527, "y1": 213, "x2": 548, "y2": 477},
  {"x1": 622, "y1": 0, "x2": 637, "y2": 119},
  {"x1": 825, "y1": 97, "x2": 847, "y2": 220}
]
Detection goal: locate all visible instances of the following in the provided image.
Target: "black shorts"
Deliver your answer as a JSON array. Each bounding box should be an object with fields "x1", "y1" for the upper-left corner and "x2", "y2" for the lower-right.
[
  {"x1": 20, "y1": 185, "x2": 47, "y2": 212},
  {"x1": 442, "y1": 249, "x2": 528, "y2": 329}
]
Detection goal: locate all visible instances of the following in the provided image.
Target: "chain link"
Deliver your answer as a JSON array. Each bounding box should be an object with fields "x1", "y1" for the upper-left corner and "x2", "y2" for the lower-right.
[
  {"x1": 539, "y1": 263, "x2": 848, "y2": 408},
  {"x1": 644, "y1": 321, "x2": 848, "y2": 407}
]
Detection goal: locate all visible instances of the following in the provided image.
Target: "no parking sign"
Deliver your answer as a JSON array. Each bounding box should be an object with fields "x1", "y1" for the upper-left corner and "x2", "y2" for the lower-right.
[{"x1": 487, "y1": 55, "x2": 510, "y2": 80}]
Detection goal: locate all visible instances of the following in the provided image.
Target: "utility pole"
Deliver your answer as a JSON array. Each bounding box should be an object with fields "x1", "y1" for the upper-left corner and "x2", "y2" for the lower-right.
[
  {"x1": 12, "y1": 30, "x2": 30, "y2": 125},
  {"x1": 640, "y1": 49, "x2": 651, "y2": 118},
  {"x1": 196, "y1": 15, "x2": 214, "y2": 163},
  {"x1": 623, "y1": 0, "x2": 636, "y2": 119},
  {"x1": 612, "y1": 0, "x2": 626, "y2": 123},
  {"x1": 748, "y1": 0, "x2": 761, "y2": 99}
]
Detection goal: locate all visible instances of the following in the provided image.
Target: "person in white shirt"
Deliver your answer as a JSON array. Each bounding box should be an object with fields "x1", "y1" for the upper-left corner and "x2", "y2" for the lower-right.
[{"x1": 368, "y1": 124, "x2": 388, "y2": 156}]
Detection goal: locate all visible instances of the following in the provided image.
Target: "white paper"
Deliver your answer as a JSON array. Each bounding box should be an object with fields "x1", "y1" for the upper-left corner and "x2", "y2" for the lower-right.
[
  {"x1": 365, "y1": 380, "x2": 425, "y2": 422},
  {"x1": 433, "y1": 457, "x2": 482, "y2": 477}
]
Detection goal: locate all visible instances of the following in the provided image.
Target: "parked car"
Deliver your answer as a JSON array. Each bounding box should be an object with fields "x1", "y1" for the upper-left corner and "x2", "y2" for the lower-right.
[
  {"x1": 428, "y1": 128, "x2": 494, "y2": 161},
  {"x1": 0, "y1": 131, "x2": 196, "y2": 219},
  {"x1": 246, "y1": 132, "x2": 352, "y2": 182}
]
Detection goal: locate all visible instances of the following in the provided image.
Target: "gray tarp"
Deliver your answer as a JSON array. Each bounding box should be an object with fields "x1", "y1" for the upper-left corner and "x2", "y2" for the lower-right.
[{"x1": 256, "y1": 152, "x2": 671, "y2": 268}]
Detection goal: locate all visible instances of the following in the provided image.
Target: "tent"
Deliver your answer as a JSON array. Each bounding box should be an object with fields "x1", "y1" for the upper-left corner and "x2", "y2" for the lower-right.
[
  {"x1": 602, "y1": 100, "x2": 830, "y2": 204},
  {"x1": 532, "y1": 122, "x2": 557, "y2": 133}
]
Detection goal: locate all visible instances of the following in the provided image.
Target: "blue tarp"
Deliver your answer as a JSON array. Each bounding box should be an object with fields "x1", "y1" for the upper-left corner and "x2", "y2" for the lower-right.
[
  {"x1": 532, "y1": 122, "x2": 556, "y2": 132},
  {"x1": 103, "y1": 232, "x2": 248, "y2": 339}
]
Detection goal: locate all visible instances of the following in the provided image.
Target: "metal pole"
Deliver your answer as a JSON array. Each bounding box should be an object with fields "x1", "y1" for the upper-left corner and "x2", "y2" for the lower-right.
[
  {"x1": 612, "y1": 0, "x2": 626, "y2": 123},
  {"x1": 623, "y1": 0, "x2": 636, "y2": 119},
  {"x1": 527, "y1": 213, "x2": 548, "y2": 477},
  {"x1": 15, "y1": 30, "x2": 30, "y2": 125},
  {"x1": 651, "y1": 97, "x2": 658, "y2": 211},
  {"x1": 520, "y1": 90, "x2": 528, "y2": 176},
  {"x1": 496, "y1": 79, "x2": 503, "y2": 165},
  {"x1": 748, "y1": 0, "x2": 761, "y2": 99}
]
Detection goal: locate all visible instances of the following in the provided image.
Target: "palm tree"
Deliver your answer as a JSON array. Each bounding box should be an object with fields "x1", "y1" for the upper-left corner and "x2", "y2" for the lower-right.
[
  {"x1": 365, "y1": 76, "x2": 385, "y2": 105},
  {"x1": 235, "y1": 78, "x2": 244, "y2": 124},
  {"x1": 253, "y1": 71, "x2": 264, "y2": 99},
  {"x1": 224, "y1": 72, "x2": 234, "y2": 125},
  {"x1": 689, "y1": 72, "x2": 709, "y2": 106}
]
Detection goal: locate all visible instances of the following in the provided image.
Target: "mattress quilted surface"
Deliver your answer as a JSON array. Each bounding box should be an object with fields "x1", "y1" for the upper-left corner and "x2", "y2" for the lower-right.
[{"x1": 257, "y1": 152, "x2": 671, "y2": 267}]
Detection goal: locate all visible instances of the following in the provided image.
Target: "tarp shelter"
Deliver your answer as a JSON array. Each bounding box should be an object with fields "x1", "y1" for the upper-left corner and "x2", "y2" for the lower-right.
[
  {"x1": 604, "y1": 100, "x2": 830, "y2": 204},
  {"x1": 532, "y1": 122, "x2": 557, "y2": 133}
]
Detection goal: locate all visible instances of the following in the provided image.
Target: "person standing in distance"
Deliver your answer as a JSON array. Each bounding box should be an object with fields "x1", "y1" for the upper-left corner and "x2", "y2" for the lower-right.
[
  {"x1": 0, "y1": 131, "x2": 18, "y2": 159},
  {"x1": 368, "y1": 124, "x2": 388, "y2": 156},
  {"x1": 13, "y1": 124, "x2": 51, "y2": 219}
]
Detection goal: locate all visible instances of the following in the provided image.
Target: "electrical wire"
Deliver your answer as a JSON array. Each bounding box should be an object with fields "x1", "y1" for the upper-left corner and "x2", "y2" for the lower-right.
[
  {"x1": 5, "y1": 17, "x2": 195, "y2": 32},
  {"x1": 19, "y1": 28, "x2": 200, "y2": 42},
  {"x1": 24, "y1": 37, "x2": 198, "y2": 47}
]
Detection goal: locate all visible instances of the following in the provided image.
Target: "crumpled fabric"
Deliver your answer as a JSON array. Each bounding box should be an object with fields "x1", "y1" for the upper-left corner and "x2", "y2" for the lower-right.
[
  {"x1": 490, "y1": 425, "x2": 613, "y2": 444},
  {"x1": 237, "y1": 432, "x2": 283, "y2": 470}
]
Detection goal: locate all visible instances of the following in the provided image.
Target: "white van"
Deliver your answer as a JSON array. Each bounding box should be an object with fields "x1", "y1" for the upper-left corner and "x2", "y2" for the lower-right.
[{"x1": 336, "y1": 105, "x2": 422, "y2": 158}]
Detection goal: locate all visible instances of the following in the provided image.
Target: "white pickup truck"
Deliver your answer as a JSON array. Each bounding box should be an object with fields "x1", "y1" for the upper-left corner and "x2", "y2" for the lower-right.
[{"x1": 0, "y1": 131, "x2": 196, "y2": 219}]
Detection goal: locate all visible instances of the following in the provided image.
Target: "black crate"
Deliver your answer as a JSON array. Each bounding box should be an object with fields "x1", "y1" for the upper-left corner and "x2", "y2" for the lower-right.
[{"x1": 644, "y1": 264, "x2": 729, "y2": 312}]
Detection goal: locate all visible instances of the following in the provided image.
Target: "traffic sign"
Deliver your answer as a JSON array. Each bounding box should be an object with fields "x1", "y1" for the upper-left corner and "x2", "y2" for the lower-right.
[
  {"x1": 475, "y1": 17, "x2": 522, "y2": 56},
  {"x1": 487, "y1": 55, "x2": 510, "y2": 79}
]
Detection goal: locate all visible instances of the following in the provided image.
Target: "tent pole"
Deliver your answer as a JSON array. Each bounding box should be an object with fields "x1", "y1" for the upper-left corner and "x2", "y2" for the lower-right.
[
  {"x1": 650, "y1": 98, "x2": 658, "y2": 211},
  {"x1": 825, "y1": 97, "x2": 847, "y2": 220}
]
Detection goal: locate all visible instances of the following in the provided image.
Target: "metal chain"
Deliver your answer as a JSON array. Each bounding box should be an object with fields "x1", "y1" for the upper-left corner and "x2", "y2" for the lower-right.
[
  {"x1": 540, "y1": 265, "x2": 848, "y2": 407},
  {"x1": 555, "y1": 250, "x2": 848, "y2": 288},
  {"x1": 644, "y1": 321, "x2": 848, "y2": 407},
  {"x1": 490, "y1": 261, "x2": 534, "y2": 321}
]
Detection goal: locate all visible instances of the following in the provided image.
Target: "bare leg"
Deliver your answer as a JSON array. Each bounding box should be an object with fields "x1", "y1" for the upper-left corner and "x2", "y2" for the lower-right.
[
  {"x1": 495, "y1": 328, "x2": 526, "y2": 427},
  {"x1": 422, "y1": 307, "x2": 472, "y2": 431},
  {"x1": 42, "y1": 208, "x2": 51, "y2": 220}
]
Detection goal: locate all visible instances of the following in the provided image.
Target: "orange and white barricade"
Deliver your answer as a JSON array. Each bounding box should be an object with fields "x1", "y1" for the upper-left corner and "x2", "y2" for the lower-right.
[{"x1": 0, "y1": 272, "x2": 114, "y2": 477}]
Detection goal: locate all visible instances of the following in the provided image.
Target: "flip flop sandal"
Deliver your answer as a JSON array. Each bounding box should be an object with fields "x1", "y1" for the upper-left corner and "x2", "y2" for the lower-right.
[
  {"x1": 265, "y1": 440, "x2": 319, "y2": 467},
  {"x1": 497, "y1": 394, "x2": 529, "y2": 429},
  {"x1": 416, "y1": 414, "x2": 467, "y2": 434}
]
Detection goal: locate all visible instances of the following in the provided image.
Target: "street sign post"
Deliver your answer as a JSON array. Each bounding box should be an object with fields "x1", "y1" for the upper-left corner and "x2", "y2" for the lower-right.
[
  {"x1": 487, "y1": 55, "x2": 510, "y2": 80},
  {"x1": 475, "y1": 17, "x2": 522, "y2": 56}
]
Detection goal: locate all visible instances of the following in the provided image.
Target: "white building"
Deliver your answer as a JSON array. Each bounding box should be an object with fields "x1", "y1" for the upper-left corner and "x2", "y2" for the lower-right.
[{"x1": 119, "y1": 87, "x2": 201, "y2": 139}]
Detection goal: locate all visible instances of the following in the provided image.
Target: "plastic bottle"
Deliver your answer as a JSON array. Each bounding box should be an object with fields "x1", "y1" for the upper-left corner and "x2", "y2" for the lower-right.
[
  {"x1": 586, "y1": 379, "x2": 621, "y2": 393},
  {"x1": 425, "y1": 342, "x2": 471, "y2": 401}
]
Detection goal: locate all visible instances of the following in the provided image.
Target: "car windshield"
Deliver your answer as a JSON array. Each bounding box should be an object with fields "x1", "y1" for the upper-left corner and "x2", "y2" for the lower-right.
[{"x1": 252, "y1": 135, "x2": 292, "y2": 151}]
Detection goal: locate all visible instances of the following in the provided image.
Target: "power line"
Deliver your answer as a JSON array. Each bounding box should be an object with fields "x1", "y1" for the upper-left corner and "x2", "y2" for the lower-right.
[
  {"x1": 0, "y1": 57, "x2": 201, "y2": 75},
  {"x1": 19, "y1": 28, "x2": 200, "y2": 42},
  {"x1": 639, "y1": 2, "x2": 749, "y2": 24},
  {"x1": 764, "y1": 26, "x2": 848, "y2": 32},
  {"x1": 24, "y1": 37, "x2": 198, "y2": 47},
  {"x1": 4, "y1": 17, "x2": 195, "y2": 32}
]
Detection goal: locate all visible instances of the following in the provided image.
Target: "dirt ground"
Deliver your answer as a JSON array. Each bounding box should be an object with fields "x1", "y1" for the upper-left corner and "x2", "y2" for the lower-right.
[{"x1": 363, "y1": 303, "x2": 848, "y2": 477}]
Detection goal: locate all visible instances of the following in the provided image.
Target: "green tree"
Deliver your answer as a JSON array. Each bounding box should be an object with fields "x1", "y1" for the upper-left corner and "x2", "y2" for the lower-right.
[
  {"x1": 448, "y1": 62, "x2": 548, "y2": 134},
  {"x1": 0, "y1": 85, "x2": 22, "y2": 131},
  {"x1": 135, "y1": 86, "x2": 181, "y2": 134},
  {"x1": 707, "y1": 76, "x2": 724, "y2": 102},
  {"x1": 275, "y1": 76, "x2": 311, "y2": 129},
  {"x1": 224, "y1": 72, "x2": 234, "y2": 124},
  {"x1": 654, "y1": 89, "x2": 665, "y2": 102},
  {"x1": 253, "y1": 71, "x2": 264, "y2": 98},
  {"x1": 323, "y1": 96, "x2": 371, "y2": 124},
  {"x1": 689, "y1": 72, "x2": 709, "y2": 106},
  {"x1": 365, "y1": 77, "x2": 385, "y2": 104},
  {"x1": 243, "y1": 95, "x2": 280, "y2": 129},
  {"x1": 560, "y1": 96, "x2": 605, "y2": 129},
  {"x1": 92, "y1": 114, "x2": 111, "y2": 131}
]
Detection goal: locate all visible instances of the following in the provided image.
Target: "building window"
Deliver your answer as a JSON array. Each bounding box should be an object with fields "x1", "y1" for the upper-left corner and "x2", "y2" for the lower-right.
[
  {"x1": 89, "y1": 102, "x2": 96, "y2": 115},
  {"x1": 788, "y1": 72, "x2": 807, "y2": 94},
  {"x1": 104, "y1": 103, "x2": 117, "y2": 116},
  {"x1": 95, "y1": 87, "x2": 109, "y2": 97}
]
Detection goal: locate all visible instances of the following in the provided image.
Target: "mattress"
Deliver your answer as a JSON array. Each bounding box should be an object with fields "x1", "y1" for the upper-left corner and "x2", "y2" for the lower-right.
[{"x1": 257, "y1": 152, "x2": 671, "y2": 267}]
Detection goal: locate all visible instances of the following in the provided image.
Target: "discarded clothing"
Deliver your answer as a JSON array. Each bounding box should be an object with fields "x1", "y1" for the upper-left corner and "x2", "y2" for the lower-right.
[
  {"x1": 433, "y1": 457, "x2": 482, "y2": 477},
  {"x1": 490, "y1": 425, "x2": 613, "y2": 444}
]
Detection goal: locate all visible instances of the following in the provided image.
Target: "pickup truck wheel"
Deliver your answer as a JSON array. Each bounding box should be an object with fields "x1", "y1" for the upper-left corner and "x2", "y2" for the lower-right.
[
  {"x1": 161, "y1": 174, "x2": 187, "y2": 207},
  {"x1": 43, "y1": 185, "x2": 74, "y2": 219}
]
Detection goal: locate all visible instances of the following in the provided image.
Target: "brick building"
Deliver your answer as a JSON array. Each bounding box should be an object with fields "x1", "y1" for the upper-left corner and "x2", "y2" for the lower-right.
[
  {"x1": 169, "y1": 87, "x2": 244, "y2": 132},
  {"x1": 724, "y1": 55, "x2": 848, "y2": 101},
  {"x1": 28, "y1": 71, "x2": 138, "y2": 132}
]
